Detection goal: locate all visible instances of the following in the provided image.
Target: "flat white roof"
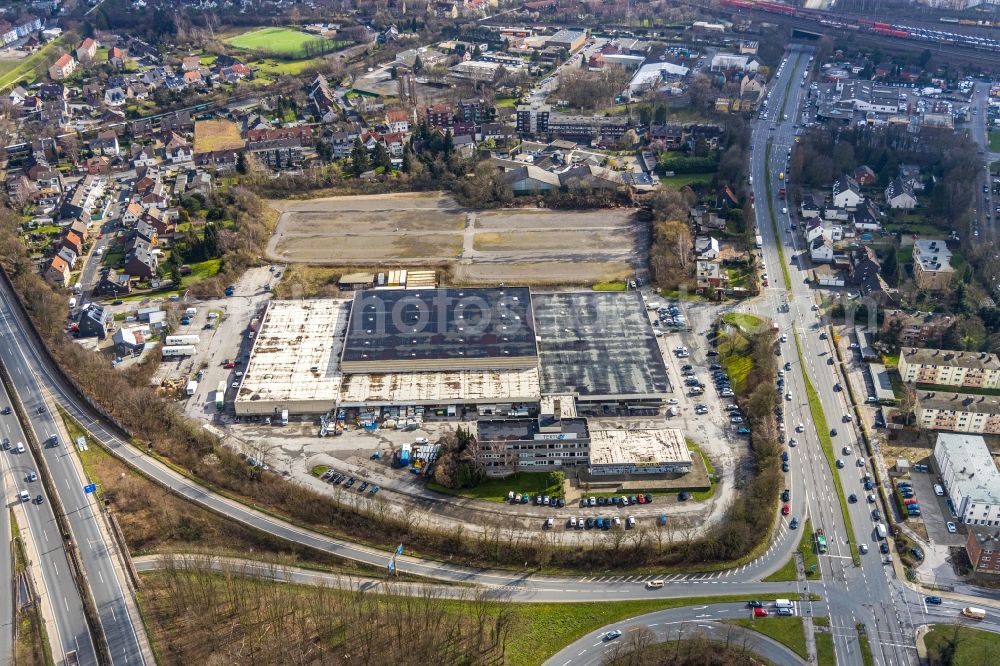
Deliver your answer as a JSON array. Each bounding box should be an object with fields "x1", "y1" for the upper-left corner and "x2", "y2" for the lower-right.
[
  {"x1": 339, "y1": 368, "x2": 540, "y2": 406},
  {"x1": 936, "y1": 433, "x2": 1000, "y2": 504},
  {"x1": 589, "y1": 427, "x2": 692, "y2": 467},
  {"x1": 235, "y1": 299, "x2": 348, "y2": 411}
]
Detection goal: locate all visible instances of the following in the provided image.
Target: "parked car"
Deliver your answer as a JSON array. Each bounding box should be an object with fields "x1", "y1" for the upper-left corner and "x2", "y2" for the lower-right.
[{"x1": 753, "y1": 608, "x2": 769, "y2": 617}]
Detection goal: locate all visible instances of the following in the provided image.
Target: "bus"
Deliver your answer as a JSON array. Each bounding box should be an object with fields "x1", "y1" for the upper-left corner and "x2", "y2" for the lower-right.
[{"x1": 815, "y1": 529, "x2": 828, "y2": 554}]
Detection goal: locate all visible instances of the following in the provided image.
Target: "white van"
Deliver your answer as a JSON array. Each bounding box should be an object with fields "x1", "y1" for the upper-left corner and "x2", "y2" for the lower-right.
[
  {"x1": 933, "y1": 484, "x2": 944, "y2": 496},
  {"x1": 774, "y1": 599, "x2": 794, "y2": 609},
  {"x1": 646, "y1": 580, "x2": 664, "y2": 589}
]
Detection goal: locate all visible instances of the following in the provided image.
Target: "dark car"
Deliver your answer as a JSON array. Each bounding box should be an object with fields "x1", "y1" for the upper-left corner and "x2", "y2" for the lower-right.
[
  {"x1": 678, "y1": 491, "x2": 689, "y2": 502},
  {"x1": 848, "y1": 494, "x2": 857, "y2": 503},
  {"x1": 830, "y1": 428, "x2": 838, "y2": 437},
  {"x1": 0, "y1": 406, "x2": 10, "y2": 415},
  {"x1": 782, "y1": 462, "x2": 790, "y2": 472},
  {"x1": 585, "y1": 517, "x2": 594, "y2": 529},
  {"x1": 747, "y1": 600, "x2": 764, "y2": 608},
  {"x1": 925, "y1": 596, "x2": 942, "y2": 605},
  {"x1": 644, "y1": 494, "x2": 653, "y2": 504},
  {"x1": 707, "y1": 350, "x2": 719, "y2": 357},
  {"x1": 34, "y1": 495, "x2": 43, "y2": 504},
  {"x1": 781, "y1": 489, "x2": 790, "y2": 502},
  {"x1": 358, "y1": 481, "x2": 369, "y2": 492},
  {"x1": 880, "y1": 542, "x2": 890, "y2": 554}
]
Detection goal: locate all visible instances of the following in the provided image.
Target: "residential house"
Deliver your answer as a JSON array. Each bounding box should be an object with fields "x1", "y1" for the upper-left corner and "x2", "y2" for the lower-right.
[
  {"x1": 165, "y1": 133, "x2": 193, "y2": 163},
  {"x1": 853, "y1": 200, "x2": 881, "y2": 232},
  {"x1": 91, "y1": 130, "x2": 120, "y2": 156},
  {"x1": 48, "y1": 54, "x2": 77, "y2": 81},
  {"x1": 131, "y1": 144, "x2": 157, "y2": 168},
  {"x1": 811, "y1": 237, "x2": 835, "y2": 263},
  {"x1": 739, "y1": 73, "x2": 767, "y2": 110},
  {"x1": 6, "y1": 174, "x2": 35, "y2": 206},
  {"x1": 246, "y1": 137, "x2": 304, "y2": 169},
  {"x1": 385, "y1": 109, "x2": 411, "y2": 134},
  {"x1": 124, "y1": 238, "x2": 158, "y2": 279},
  {"x1": 62, "y1": 230, "x2": 84, "y2": 256},
  {"x1": 113, "y1": 326, "x2": 146, "y2": 356},
  {"x1": 77, "y1": 303, "x2": 112, "y2": 339},
  {"x1": 108, "y1": 46, "x2": 127, "y2": 69},
  {"x1": 426, "y1": 103, "x2": 453, "y2": 128},
  {"x1": 851, "y1": 246, "x2": 895, "y2": 306},
  {"x1": 134, "y1": 219, "x2": 158, "y2": 245},
  {"x1": 83, "y1": 156, "x2": 111, "y2": 175},
  {"x1": 504, "y1": 164, "x2": 561, "y2": 194},
  {"x1": 95, "y1": 268, "x2": 131, "y2": 297},
  {"x1": 44, "y1": 255, "x2": 71, "y2": 287},
  {"x1": 800, "y1": 194, "x2": 821, "y2": 218},
  {"x1": 854, "y1": 165, "x2": 877, "y2": 186},
  {"x1": 104, "y1": 86, "x2": 127, "y2": 107},
  {"x1": 56, "y1": 245, "x2": 77, "y2": 269},
  {"x1": 695, "y1": 236, "x2": 720, "y2": 260},
  {"x1": 458, "y1": 98, "x2": 486, "y2": 123},
  {"x1": 194, "y1": 149, "x2": 240, "y2": 173},
  {"x1": 76, "y1": 38, "x2": 97, "y2": 63},
  {"x1": 181, "y1": 55, "x2": 201, "y2": 72},
  {"x1": 696, "y1": 260, "x2": 726, "y2": 291},
  {"x1": 885, "y1": 177, "x2": 917, "y2": 209},
  {"x1": 881, "y1": 311, "x2": 953, "y2": 348},
  {"x1": 832, "y1": 174, "x2": 864, "y2": 210}
]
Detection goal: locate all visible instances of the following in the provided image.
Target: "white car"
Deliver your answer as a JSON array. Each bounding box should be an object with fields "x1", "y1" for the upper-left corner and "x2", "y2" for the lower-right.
[
  {"x1": 860, "y1": 543, "x2": 869, "y2": 554},
  {"x1": 667, "y1": 399, "x2": 679, "y2": 405},
  {"x1": 785, "y1": 392, "x2": 792, "y2": 401},
  {"x1": 796, "y1": 423, "x2": 804, "y2": 432},
  {"x1": 946, "y1": 522, "x2": 957, "y2": 533}
]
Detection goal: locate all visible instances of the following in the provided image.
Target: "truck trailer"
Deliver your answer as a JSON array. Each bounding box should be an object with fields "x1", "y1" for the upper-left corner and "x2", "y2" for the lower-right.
[{"x1": 216, "y1": 381, "x2": 226, "y2": 410}]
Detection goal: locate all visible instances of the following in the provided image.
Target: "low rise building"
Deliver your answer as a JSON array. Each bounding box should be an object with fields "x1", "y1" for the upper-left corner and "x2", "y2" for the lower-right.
[
  {"x1": 899, "y1": 347, "x2": 1000, "y2": 389},
  {"x1": 965, "y1": 528, "x2": 1000, "y2": 577},
  {"x1": 476, "y1": 414, "x2": 590, "y2": 475},
  {"x1": 912, "y1": 239, "x2": 954, "y2": 291},
  {"x1": 885, "y1": 177, "x2": 917, "y2": 209},
  {"x1": 588, "y1": 427, "x2": 692, "y2": 476},
  {"x1": 917, "y1": 391, "x2": 1000, "y2": 435},
  {"x1": 934, "y1": 433, "x2": 1000, "y2": 525}
]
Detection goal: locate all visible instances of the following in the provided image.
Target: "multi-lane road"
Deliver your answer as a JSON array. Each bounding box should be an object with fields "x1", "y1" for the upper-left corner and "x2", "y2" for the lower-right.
[{"x1": 0, "y1": 377, "x2": 95, "y2": 664}]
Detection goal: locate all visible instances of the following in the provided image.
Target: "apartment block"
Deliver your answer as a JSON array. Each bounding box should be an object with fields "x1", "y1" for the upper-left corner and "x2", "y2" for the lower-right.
[
  {"x1": 899, "y1": 347, "x2": 1000, "y2": 389},
  {"x1": 917, "y1": 391, "x2": 1000, "y2": 435}
]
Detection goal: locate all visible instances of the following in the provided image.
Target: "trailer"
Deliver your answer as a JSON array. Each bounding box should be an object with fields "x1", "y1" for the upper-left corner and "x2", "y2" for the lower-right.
[
  {"x1": 185, "y1": 380, "x2": 198, "y2": 396},
  {"x1": 165, "y1": 334, "x2": 200, "y2": 346},
  {"x1": 161, "y1": 345, "x2": 196, "y2": 358},
  {"x1": 216, "y1": 381, "x2": 226, "y2": 410}
]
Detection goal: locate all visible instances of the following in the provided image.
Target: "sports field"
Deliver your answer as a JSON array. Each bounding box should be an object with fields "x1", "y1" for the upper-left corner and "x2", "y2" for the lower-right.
[{"x1": 225, "y1": 27, "x2": 339, "y2": 59}]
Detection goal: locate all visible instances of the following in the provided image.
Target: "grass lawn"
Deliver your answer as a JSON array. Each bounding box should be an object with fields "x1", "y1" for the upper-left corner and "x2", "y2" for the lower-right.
[
  {"x1": 719, "y1": 327, "x2": 753, "y2": 394},
  {"x1": 310, "y1": 465, "x2": 329, "y2": 477},
  {"x1": 689, "y1": 442, "x2": 717, "y2": 501},
  {"x1": 794, "y1": 332, "x2": 860, "y2": 565},
  {"x1": 881, "y1": 353, "x2": 899, "y2": 368},
  {"x1": 194, "y1": 119, "x2": 244, "y2": 154},
  {"x1": 990, "y1": 130, "x2": 1000, "y2": 153},
  {"x1": 816, "y1": 632, "x2": 836, "y2": 665},
  {"x1": 859, "y1": 632, "x2": 875, "y2": 666},
  {"x1": 763, "y1": 518, "x2": 820, "y2": 582},
  {"x1": 182, "y1": 258, "x2": 223, "y2": 287},
  {"x1": 916, "y1": 382, "x2": 1000, "y2": 397},
  {"x1": 725, "y1": 617, "x2": 807, "y2": 659},
  {"x1": 0, "y1": 37, "x2": 65, "y2": 89},
  {"x1": 426, "y1": 471, "x2": 563, "y2": 503},
  {"x1": 495, "y1": 97, "x2": 517, "y2": 108},
  {"x1": 225, "y1": 27, "x2": 339, "y2": 58},
  {"x1": 813, "y1": 616, "x2": 830, "y2": 627},
  {"x1": 726, "y1": 265, "x2": 753, "y2": 289},
  {"x1": 253, "y1": 57, "x2": 325, "y2": 78},
  {"x1": 507, "y1": 595, "x2": 788, "y2": 666},
  {"x1": 886, "y1": 222, "x2": 944, "y2": 236},
  {"x1": 659, "y1": 172, "x2": 715, "y2": 188},
  {"x1": 592, "y1": 281, "x2": 627, "y2": 291},
  {"x1": 923, "y1": 625, "x2": 1000, "y2": 665},
  {"x1": 722, "y1": 312, "x2": 766, "y2": 335}
]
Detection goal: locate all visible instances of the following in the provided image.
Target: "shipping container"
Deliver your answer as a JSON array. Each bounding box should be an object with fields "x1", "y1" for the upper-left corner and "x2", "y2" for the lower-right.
[{"x1": 165, "y1": 334, "x2": 200, "y2": 346}]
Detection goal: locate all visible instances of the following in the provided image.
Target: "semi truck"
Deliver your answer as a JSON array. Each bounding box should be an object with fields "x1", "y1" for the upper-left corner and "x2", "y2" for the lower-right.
[
  {"x1": 161, "y1": 345, "x2": 196, "y2": 358},
  {"x1": 165, "y1": 334, "x2": 200, "y2": 346}
]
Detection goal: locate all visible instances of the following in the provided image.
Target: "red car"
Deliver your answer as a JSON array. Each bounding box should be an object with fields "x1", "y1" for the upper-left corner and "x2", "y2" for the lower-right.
[
  {"x1": 753, "y1": 607, "x2": 769, "y2": 617},
  {"x1": 781, "y1": 504, "x2": 790, "y2": 516},
  {"x1": 904, "y1": 499, "x2": 918, "y2": 505},
  {"x1": 223, "y1": 359, "x2": 236, "y2": 369}
]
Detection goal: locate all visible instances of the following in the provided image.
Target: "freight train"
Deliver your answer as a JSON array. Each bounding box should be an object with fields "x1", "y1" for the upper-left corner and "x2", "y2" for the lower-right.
[{"x1": 719, "y1": 0, "x2": 1000, "y2": 53}]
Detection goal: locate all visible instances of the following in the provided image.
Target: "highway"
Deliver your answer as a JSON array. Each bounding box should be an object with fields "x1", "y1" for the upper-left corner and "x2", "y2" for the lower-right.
[
  {"x1": 0, "y1": 298, "x2": 145, "y2": 665},
  {"x1": 0, "y1": 378, "x2": 96, "y2": 665}
]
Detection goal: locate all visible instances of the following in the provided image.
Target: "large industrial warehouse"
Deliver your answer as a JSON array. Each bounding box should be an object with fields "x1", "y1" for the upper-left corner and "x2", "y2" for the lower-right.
[{"x1": 233, "y1": 288, "x2": 671, "y2": 419}]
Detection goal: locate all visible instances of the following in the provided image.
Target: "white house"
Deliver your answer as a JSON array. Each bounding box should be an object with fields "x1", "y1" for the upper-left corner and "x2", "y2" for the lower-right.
[
  {"x1": 810, "y1": 237, "x2": 834, "y2": 263},
  {"x1": 832, "y1": 174, "x2": 863, "y2": 210},
  {"x1": 885, "y1": 177, "x2": 917, "y2": 209}
]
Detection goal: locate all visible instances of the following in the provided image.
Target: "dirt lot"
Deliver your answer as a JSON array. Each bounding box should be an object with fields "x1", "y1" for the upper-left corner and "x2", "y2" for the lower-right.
[{"x1": 266, "y1": 192, "x2": 645, "y2": 286}]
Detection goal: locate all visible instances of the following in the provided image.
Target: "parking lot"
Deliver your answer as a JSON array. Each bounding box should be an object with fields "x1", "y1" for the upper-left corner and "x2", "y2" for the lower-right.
[{"x1": 903, "y1": 468, "x2": 964, "y2": 548}]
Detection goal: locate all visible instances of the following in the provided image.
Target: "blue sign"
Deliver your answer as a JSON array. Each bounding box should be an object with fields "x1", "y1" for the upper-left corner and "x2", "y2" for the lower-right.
[
  {"x1": 84, "y1": 483, "x2": 97, "y2": 494},
  {"x1": 395, "y1": 544, "x2": 404, "y2": 556}
]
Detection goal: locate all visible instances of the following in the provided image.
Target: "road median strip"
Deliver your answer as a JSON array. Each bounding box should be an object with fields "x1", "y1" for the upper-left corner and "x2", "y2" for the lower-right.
[{"x1": 792, "y1": 332, "x2": 861, "y2": 565}]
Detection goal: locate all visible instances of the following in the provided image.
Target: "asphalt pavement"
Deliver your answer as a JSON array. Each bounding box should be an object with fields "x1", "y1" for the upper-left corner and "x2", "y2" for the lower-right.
[
  {"x1": 0, "y1": 379, "x2": 96, "y2": 665},
  {"x1": 0, "y1": 292, "x2": 145, "y2": 666}
]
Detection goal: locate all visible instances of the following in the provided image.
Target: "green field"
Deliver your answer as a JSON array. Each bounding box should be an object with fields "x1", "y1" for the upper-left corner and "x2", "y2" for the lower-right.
[
  {"x1": 924, "y1": 625, "x2": 1000, "y2": 665},
  {"x1": 990, "y1": 130, "x2": 1000, "y2": 153},
  {"x1": 427, "y1": 471, "x2": 563, "y2": 503},
  {"x1": 225, "y1": 27, "x2": 342, "y2": 58},
  {"x1": 591, "y1": 281, "x2": 627, "y2": 291},
  {"x1": 722, "y1": 312, "x2": 765, "y2": 335},
  {"x1": 726, "y1": 617, "x2": 808, "y2": 659},
  {"x1": 0, "y1": 38, "x2": 65, "y2": 90},
  {"x1": 816, "y1": 632, "x2": 836, "y2": 665},
  {"x1": 659, "y1": 172, "x2": 715, "y2": 188}
]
